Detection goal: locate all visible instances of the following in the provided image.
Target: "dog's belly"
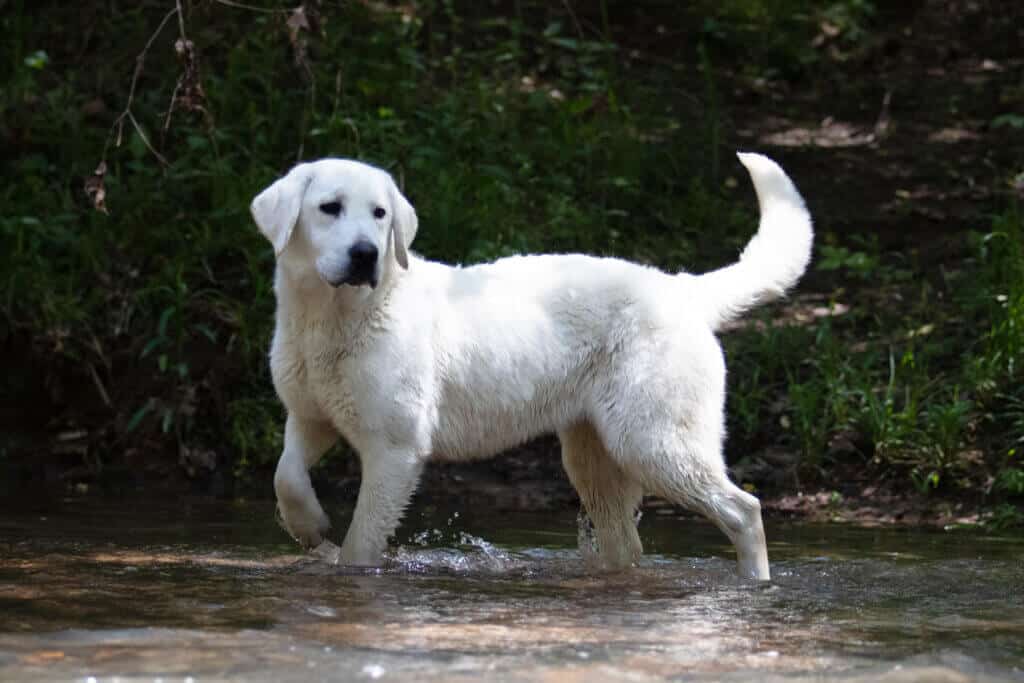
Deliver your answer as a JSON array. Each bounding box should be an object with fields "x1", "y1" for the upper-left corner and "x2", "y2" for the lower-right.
[{"x1": 429, "y1": 376, "x2": 585, "y2": 462}]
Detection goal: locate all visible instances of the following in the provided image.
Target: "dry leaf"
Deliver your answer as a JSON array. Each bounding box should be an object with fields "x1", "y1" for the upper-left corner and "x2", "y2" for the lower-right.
[
  {"x1": 287, "y1": 6, "x2": 310, "y2": 36},
  {"x1": 286, "y1": 3, "x2": 322, "y2": 81},
  {"x1": 169, "y1": 37, "x2": 208, "y2": 122},
  {"x1": 85, "y1": 161, "x2": 108, "y2": 214}
]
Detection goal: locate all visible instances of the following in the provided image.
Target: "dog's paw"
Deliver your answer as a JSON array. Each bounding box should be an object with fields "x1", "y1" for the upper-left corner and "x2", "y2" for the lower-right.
[
  {"x1": 276, "y1": 501, "x2": 331, "y2": 549},
  {"x1": 310, "y1": 539, "x2": 343, "y2": 564}
]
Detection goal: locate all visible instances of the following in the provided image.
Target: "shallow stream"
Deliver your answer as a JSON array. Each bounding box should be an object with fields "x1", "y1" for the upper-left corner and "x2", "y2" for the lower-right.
[{"x1": 1, "y1": 496, "x2": 1022, "y2": 681}]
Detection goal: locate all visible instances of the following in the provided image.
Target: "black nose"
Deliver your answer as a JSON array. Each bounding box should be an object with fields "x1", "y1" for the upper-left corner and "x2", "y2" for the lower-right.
[{"x1": 348, "y1": 241, "x2": 378, "y2": 267}]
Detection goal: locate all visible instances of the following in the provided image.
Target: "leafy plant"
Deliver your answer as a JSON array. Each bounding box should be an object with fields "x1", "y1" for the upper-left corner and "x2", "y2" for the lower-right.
[
  {"x1": 817, "y1": 244, "x2": 881, "y2": 279},
  {"x1": 986, "y1": 503, "x2": 1024, "y2": 530},
  {"x1": 996, "y1": 466, "x2": 1024, "y2": 497},
  {"x1": 992, "y1": 114, "x2": 1024, "y2": 130}
]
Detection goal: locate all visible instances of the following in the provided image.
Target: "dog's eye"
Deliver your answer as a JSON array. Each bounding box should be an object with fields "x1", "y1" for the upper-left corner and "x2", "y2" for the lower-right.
[
  {"x1": 319, "y1": 201, "x2": 342, "y2": 216},
  {"x1": 373, "y1": 207, "x2": 386, "y2": 219}
]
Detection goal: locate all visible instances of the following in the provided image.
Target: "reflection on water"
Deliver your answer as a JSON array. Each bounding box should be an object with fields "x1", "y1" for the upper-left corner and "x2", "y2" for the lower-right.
[{"x1": 0, "y1": 496, "x2": 1022, "y2": 682}]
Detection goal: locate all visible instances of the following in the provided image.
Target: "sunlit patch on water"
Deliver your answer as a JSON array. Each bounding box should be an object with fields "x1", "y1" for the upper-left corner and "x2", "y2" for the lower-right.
[{"x1": 0, "y1": 497, "x2": 1022, "y2": 682}]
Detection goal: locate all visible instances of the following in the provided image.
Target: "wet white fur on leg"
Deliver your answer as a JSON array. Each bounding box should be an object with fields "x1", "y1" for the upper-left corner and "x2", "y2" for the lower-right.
[{"x1": 253, "y1": 153, "x2": 812, "y2": 581}]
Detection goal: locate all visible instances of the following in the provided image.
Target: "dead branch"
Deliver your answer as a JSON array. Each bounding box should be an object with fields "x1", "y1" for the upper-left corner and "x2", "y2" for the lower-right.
[
  {"x1": 103, "y1": 5, "x2": 179, "y2": 167},
  {"x1": 163, "y1": 0, "x2": 212, "y2": 140}
]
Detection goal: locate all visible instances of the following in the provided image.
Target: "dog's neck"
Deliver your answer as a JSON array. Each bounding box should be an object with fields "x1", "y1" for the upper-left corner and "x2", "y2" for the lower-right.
[{"x1": 273, "y1": 261, "x2": 401, "y2": 330}]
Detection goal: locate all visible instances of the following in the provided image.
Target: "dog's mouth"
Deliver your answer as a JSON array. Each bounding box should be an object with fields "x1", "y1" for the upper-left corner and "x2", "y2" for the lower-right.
[{"x1": 330, "y1": 267, "x2": 378, "y2": 290}]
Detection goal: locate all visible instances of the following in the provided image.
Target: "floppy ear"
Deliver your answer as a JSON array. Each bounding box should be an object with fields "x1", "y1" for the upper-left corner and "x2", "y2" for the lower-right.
[
  {"x1": 387, "y1": 174, "x2": 418, "y2": 270},
  {"x1": 250, "y1": 164, "x2": 312, "y2": 257}
]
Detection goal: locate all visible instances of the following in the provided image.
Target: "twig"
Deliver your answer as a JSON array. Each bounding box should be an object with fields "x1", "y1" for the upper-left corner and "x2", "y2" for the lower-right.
[
  {"x1": 163, "y1": 79, "x2": 184, "y2": 136},
  {"x1": 88, "y1": 363, "x2": 113, "y2": 409},
  {"x1": 103, "y1": 5, "x2": 180, "y2": 166},
  {"x1": 162, "y1": 0, "x2": 192, "y2": 139},
  {"x1": 211, "y1": 0, "x2": 291, "y2": 13},
  {"x1": 299, "y1": 67, "x2": 317, "y2": 161},
  {"x1": 331, "y1": 68, "x2": 342, "y2": 118},
  {"x1": 560, "y1": 0, "x2": 585, "y2": 40},
  {"x1": 286, "y1": 2, "x2": 318, "y2": 161},
  {"x1": 125, "y1": 111, "x2": 170, "y2": 166},
  {"x1": 176, "y1": 0, "x2": 187, "y2": 37},
  {"x1": 873, "y1": 90, "x2": 893, "y2": 139}
]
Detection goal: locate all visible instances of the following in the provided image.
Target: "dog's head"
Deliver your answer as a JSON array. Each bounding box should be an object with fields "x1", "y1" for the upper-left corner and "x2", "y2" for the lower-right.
[{"x1": 250, "y1": 159, "x2": 418, "y2": 289}]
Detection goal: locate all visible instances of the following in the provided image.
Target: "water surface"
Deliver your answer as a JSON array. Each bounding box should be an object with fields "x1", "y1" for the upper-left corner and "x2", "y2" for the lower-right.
[{"x1": 1, "y1": 496, "x2": 1022, "y2": 681}]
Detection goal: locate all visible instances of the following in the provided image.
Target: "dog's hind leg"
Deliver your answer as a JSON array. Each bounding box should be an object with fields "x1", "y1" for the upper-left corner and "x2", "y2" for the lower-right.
[
  {"x1": 634, "y1": 441, "x2": 770, "y2": 581},
  {"x1": 597, "y1": 331, "x2": 770, "y2": 580},
  {"x1": 560, "y1": 421, "x2": 644, "y2": 571},
  {"x1": 682, "y1": 476, "x2": 769, "y2": 581},
  {"x1": 720, "y1": 484, "x2": 769, "y2": 580},
  {"x1": 275, "y1": 415, "x2": 339, "y2": 547}
]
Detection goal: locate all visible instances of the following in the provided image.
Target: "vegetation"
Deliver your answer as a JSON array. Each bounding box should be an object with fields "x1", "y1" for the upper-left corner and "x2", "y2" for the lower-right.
[
  {"x1": 725, "y1": 208, "x2": 1024, "y2": 526},
  {"x1": 1, "y1": 0, "x2": 1021, "y2": 524}
]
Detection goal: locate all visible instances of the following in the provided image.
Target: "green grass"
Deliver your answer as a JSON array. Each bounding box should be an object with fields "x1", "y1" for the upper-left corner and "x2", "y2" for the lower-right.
[
  {"x1": 725, "y1": 206, "x2": 1024, "y2": 519},
  {"x1": 1, "y1": 0, "x2": 1022, "y2": 519}
]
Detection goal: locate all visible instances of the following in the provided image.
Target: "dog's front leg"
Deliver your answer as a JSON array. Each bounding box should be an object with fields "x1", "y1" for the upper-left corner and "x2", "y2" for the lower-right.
[
  {"x1": 274, "y1": 414, "x2": 339, "y2": 548},
  {"x1": 339, "y1": 446, "x2": 424, "y2": 566}
]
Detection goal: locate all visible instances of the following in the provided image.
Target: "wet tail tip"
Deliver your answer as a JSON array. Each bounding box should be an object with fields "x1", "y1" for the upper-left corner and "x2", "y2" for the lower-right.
[{"x1": 736, "y1": 151, "x2": 781, "y2": 176}]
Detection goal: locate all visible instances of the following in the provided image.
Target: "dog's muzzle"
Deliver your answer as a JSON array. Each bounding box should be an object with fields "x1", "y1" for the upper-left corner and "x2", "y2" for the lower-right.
[{"x1": 333, "y1": 240, "x2": 379, "y2": 289}]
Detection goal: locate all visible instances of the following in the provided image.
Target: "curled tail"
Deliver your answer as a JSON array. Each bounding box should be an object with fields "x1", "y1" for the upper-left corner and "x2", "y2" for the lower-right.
[{"x1": 698, "y1": 152, "x2": 813, "y2": 331}]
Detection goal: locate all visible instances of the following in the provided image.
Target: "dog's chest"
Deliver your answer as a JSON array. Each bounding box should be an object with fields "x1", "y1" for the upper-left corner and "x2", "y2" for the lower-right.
[{"x1": 270, "y1": 322, "x2": 362, "y2": 426}]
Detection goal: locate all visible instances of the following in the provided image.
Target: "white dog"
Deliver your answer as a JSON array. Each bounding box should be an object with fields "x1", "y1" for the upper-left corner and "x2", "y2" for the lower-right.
[{"x1": 251, "y1": 153, "x2": 812, "y2": 581}]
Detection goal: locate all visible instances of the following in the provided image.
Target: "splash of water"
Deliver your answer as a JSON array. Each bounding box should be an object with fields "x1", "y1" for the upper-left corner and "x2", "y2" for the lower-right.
[{"x1": 389, "y1": 531, "x2": 529, "y2": 574}]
